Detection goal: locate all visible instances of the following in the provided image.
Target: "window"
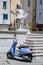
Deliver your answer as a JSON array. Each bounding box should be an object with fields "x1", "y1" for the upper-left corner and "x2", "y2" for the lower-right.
[
  {"x1": 3, "y1": 1, "x2": 7, "y2": 9},
  {"x1": 3, "y1": 14, "x2": 8, "y2": 20},
  {"x1": 39, "y1": 12, "x2": 42, "y2": 19},
  {"x1": 40, "y1": 0, "x2": 42, "y2": 5},
  {"x1": 28, "y1": 0, "x2": 30, "y2": 6}
]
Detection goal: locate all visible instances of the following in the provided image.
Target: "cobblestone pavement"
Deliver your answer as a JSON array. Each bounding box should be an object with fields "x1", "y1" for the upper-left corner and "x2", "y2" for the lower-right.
[{"x1": 0, "y1": 52, "x2": 43, "y2": 65}]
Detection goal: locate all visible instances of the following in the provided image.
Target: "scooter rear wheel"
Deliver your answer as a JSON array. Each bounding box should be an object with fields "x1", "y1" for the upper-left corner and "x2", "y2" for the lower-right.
[
  {"x1": 22, "y1": 54, "x2": 32, "y2": 62},
  {"x1": 7, "y1": 52, "x2": 14, "y2": 59},
  {"x1": 27, "y1": 54, "x2": 32, "y2": 62}
]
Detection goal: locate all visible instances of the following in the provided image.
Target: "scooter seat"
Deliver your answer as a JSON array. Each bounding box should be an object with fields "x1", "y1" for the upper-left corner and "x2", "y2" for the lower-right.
[{"x1": 17, "y1": 44, "x2": 29, "y2": 49}]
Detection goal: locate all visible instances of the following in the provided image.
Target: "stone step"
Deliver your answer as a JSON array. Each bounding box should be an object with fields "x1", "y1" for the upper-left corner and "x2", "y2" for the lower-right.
[
  {"x1": 26, "y1": 39, "x2": 43, "y2": 41},
  {"x1": 27, "y1": 34, "x2": 43, "y2": 36},
  {"x1": 33, "y1": 53, "x2": 43, "y2": 57},
  {"x1": 23, "y1": 44, "x2": 43, "y2": 47},
  {"x1": 27, "y1": 36, "x2": 43, "y2": 38},
  {"x1": 32, "y1": 51, "x2": 43, "y2": 55},
  {"x1": 24, "y1": 41, "x2": 43, "y2": 44},
  {"x1": 31, "y1": 47, "x2": 43, "y2": 50},
  {"x1": 24, "y1": 41, "x2": 43, "y2": 45},
  {"x1": 27, "y1": 37, "x2": 43, "y2": 39},
  {"x1": 26, "y1": 33, "x2": 43, "y2": 56},
  {"x1": 29, "y1": 45, "x2": 43, "y2": 47},
  {"x1": 32, "y1": 50, "x2": 43, "y2": 53}
]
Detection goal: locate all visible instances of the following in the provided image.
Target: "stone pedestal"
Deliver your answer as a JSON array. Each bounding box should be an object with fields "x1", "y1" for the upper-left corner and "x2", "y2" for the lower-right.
[{"x1": 0, "y1": 24, "x2": 9, "y2": 31}]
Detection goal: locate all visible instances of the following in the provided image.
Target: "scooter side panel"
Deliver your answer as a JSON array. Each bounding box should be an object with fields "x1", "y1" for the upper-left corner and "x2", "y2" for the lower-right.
[{"x1": 19, "y1": 48, "x2": 32, "y2": 55}]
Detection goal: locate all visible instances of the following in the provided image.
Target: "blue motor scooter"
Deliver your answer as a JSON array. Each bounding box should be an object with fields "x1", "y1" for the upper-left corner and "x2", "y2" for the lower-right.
[{"x1": 7, "y1": 38, "x2": 33, "y2": 62}]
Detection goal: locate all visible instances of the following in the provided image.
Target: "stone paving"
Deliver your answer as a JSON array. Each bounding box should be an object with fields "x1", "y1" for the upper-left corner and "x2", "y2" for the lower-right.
[{"x1": 0, "y1": 51, "x2": 43, "y2": 65}]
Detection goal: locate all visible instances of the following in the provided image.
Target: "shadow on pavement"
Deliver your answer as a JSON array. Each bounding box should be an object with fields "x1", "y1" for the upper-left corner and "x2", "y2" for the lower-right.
[{"x1": 8, "y1": 57, "x2": 32, "y2": 63}]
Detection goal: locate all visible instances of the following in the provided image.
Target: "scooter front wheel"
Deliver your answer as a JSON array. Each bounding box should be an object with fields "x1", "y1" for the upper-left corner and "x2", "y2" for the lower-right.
[{"x1": 7, "y1": 52, "x2": 14, "y2": 59}]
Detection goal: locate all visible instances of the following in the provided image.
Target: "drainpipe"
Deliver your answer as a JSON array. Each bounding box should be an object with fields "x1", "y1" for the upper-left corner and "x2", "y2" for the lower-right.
[{"x1": 35, "y1": 0, "x2": 37, "y2": 24}]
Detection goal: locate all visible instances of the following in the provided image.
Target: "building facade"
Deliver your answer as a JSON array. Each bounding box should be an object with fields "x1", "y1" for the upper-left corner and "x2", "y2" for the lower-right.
[
  {"x1": 0, "y1": 0, "x2": 10, "y2": 25},
  {"x1": 36, "y1": 0, "x2": 43, "y2": 31}
]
